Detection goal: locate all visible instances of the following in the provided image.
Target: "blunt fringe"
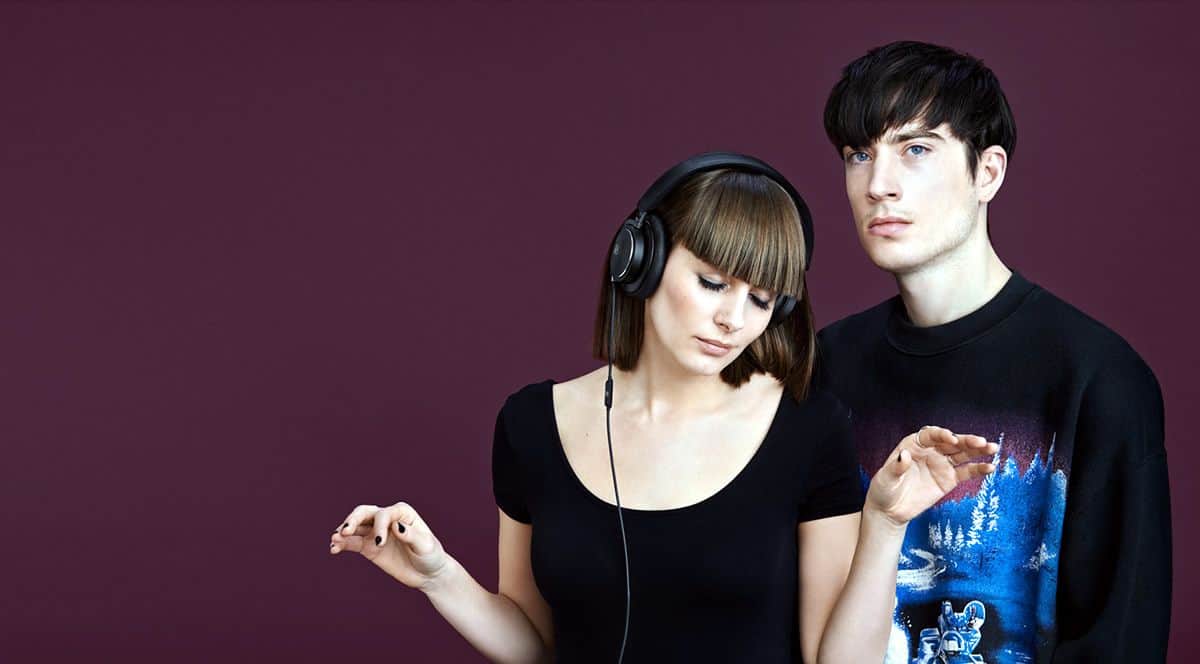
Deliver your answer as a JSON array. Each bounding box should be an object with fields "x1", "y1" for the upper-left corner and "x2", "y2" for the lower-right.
[
  {"x1": 823, "y1": 40, "x2": 1017, "y2": 178},
  {"x1": 591, "y1": 169, "x2": 815, "y2": 402}
]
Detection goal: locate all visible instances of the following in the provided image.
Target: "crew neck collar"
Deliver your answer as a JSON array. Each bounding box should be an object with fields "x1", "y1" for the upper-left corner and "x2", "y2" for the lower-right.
[{"x1": 885, "y1": 271, "x2": 1037, "y2": 356}]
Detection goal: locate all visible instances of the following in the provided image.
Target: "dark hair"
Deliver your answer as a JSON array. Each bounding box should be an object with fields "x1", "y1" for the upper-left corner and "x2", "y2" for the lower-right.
[
  {"x1": 591, "y1": 169, "x2": 815, "y2": 402},
  {"x1": 823, "y1": 40, "x2": 1016, "y2": 178}
]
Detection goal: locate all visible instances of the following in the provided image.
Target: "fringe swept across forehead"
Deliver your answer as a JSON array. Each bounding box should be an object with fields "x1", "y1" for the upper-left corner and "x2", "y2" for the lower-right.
[
  {"x1": 662, "y1": 169, "x2": 806, "y2": 298},
  {"x1": 823, "y1": 41, "x2": 1016, "y2": 169}
]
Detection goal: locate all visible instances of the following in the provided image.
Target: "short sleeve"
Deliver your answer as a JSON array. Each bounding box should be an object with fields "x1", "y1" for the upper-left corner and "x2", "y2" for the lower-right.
[
  {"x1": 796, "y1": 397, "x2": 865, "y2": 522},
  {"x1": 491, "y1": 407, "x2": 532, "y2": 523}
]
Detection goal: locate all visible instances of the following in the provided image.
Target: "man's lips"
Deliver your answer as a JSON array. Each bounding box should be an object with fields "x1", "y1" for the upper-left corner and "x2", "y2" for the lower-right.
[{"x1": 868, "y1": 216, "x2": 911, "y2": 237}]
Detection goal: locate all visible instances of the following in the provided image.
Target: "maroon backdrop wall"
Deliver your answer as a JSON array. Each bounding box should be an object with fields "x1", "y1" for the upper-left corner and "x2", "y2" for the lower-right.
[{"x1": 3, "y1": 3, "x2": 1194, "y2": 661}]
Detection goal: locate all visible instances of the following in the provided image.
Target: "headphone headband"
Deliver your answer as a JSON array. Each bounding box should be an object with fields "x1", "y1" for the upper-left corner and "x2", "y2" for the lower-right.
[{"x1": 635, "y1": 151, "x2": 815, "y2": 270}]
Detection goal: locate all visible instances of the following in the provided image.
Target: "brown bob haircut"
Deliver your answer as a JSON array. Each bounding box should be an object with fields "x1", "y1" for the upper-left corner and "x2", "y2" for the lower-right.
[{"x1": 591, "y1": 169, "x2": 815, "y2": 402}]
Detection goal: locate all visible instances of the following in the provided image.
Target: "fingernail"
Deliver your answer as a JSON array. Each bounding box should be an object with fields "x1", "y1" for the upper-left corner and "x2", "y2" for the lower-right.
[
  {"x1": 397, "y1": 523, "x2": 406, "y2": 534},
  {"x1": 375, "y1": 535, "x2": 382, "y2": 545}
]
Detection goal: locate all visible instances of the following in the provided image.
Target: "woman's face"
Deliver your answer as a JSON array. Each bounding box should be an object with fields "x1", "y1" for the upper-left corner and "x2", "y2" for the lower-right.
[{"x1": 643, "y1": 244, "x2": 777, "y2": 376}]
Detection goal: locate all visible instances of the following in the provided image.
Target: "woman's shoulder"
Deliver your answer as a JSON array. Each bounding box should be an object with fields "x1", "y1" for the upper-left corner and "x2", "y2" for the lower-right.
[
  {"x1": 550, "y1": 366, "x2": 606, "y2": 407},
  {"x1": 779, "y1": 385, "x2": 852, "y2": 432},
  {"x1": 499, "y1": 368, "x2": 605, "y2": 418},
  {"x1": 499, "y1": 378, "x2": 554, "y2": 417}
]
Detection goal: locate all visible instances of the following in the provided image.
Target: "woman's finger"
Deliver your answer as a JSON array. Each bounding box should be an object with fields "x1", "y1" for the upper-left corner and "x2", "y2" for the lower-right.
[
  {"x1": 915, "y1": 426, "x2": 955, "y2": 448},
  {"x1": 330, "y1": 532, "x2": 366, "y2": 555},
  {"x1": 388, "y1": 501, "x2": 440, "y2": 557},
  {"x1": 886, "y1": 448, "x2": 915, "y2": 478},
  {"x1": 946, "y1": 439, "x2": 999, "y2": 465},
  {"x1": 339, "y1": 504, "x2": 381, "y2": 538},
  {"x1": 372, "y1": 504, "x2": 407, "y2": 550},
  {"x1": 916, "y1": 429, "x2": 996, "y2": 462},
  {"x1": 954, "y1": 461, "x2": 997, "y2": 483},
  {"x1": 332, "y1": 525, "x2": 374, "y2": 537}
]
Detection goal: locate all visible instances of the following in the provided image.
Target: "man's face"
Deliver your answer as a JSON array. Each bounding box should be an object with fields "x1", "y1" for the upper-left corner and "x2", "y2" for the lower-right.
[{"x1": 841, "y1": 122, "x2": 984, "y2": 274}]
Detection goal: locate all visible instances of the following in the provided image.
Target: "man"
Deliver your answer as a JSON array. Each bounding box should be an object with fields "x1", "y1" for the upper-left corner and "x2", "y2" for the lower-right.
[{"x1": 814, "y1": 41, "x2": 1171, "y2": 662}]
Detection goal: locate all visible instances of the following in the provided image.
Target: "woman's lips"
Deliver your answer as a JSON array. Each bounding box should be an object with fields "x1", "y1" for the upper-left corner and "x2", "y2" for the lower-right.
[{"x1": 696, "y1": 337, "x2": 732, "y2": 356}]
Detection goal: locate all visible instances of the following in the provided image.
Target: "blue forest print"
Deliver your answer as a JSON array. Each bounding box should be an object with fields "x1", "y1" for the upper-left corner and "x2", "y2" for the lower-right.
[{"x1": 861, "y1": 432, "x2": 1069, "y2": 664}]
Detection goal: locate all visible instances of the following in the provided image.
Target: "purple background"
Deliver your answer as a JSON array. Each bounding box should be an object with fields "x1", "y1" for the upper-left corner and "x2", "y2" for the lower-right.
[{"x1": 2, "y1": 2, "x2": 1194, "y2": 661}]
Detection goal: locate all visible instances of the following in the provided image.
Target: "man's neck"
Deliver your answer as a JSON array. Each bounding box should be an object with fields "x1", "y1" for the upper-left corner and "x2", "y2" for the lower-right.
[{"x1": 895, "y1": 234, "x2": 1011, "y2": 328}]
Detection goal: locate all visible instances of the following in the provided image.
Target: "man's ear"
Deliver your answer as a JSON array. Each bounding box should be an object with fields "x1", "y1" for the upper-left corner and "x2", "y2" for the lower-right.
[{"x1": 976, "y1": 145, "x2": 1008, "y2": 203}]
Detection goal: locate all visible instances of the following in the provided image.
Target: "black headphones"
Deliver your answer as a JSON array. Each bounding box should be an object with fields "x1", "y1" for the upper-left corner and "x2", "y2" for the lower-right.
[{"x1": 607, "y1": 151, "x2": 815, "y2": 328}]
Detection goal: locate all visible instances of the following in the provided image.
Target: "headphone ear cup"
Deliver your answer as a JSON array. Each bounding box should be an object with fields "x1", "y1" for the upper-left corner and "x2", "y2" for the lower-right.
[
  {"x1": 768, "y1": 294, "x2": 797, "y2": 328},
  {"x1": 624, "y1": 213, "x2": 668, "y2": 299},
  {"x1": 609, "y1": 219, "x2": 644, "y2": 286}
]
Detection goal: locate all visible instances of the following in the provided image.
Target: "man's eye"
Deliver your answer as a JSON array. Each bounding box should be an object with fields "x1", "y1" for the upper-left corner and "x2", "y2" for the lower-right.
[
  {"x1": 846, "y1": 151, "x2": 870, "y2": 164},
  {"x1": 907, "y1": 145, "x2": 929, "y2": 156}
]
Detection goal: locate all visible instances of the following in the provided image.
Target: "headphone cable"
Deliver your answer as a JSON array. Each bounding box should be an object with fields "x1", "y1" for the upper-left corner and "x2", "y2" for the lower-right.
[{"x1": 605, "y1": 281, "x2": 631, "y2": 664}]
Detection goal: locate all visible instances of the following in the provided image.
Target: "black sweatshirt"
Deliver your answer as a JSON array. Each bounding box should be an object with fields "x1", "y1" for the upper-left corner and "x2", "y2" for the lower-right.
[
  {"x1": 492, "y1": 380, "x2": 864, "y2": 663},
  {"x1": 815, "y1": 271, "x2": 1171, "y2": 663}
]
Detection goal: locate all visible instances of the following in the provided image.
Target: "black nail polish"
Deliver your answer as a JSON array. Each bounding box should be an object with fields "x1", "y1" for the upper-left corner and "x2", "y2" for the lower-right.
[
  {"x1": 397, "y1": 523, "x2": 406, "y2": 534},
  {"x1": 375, "y1": 535, "x2": 382, "y2": 545}
]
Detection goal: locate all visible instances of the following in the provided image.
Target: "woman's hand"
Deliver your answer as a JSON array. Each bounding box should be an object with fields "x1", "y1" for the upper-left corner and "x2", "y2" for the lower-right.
[
  {"x1": 865, "y1": 426, "x2": 999, "y2": 527},
  {"x1": 329, "y1": 501, "x2": 453, "y2": 593}
]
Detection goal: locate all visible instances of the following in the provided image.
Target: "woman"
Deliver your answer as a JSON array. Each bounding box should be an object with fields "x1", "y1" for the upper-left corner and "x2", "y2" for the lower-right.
[{"x1": 328, "y1": 153, "x2": 997, "y2": 663}]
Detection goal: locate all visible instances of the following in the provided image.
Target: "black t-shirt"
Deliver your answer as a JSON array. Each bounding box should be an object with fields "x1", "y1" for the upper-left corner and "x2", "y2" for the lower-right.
[
  {"x1": 815, "y1": 271, "x2": 1171, "y2": 663},
  {"x1": 491, "y1": 379, "x2": 865, "y2": 663}
]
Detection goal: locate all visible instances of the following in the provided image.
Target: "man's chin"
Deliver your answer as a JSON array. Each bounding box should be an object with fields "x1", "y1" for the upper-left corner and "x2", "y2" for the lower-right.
[{"x1": 863, "y1": 248, "x2": 928, "y2": 275}]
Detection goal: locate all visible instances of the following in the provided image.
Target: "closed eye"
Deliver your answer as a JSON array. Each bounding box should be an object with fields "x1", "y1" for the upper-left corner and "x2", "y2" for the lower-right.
[{"x1": 697, "y1": 276, "x2": 772, "y2": 311}]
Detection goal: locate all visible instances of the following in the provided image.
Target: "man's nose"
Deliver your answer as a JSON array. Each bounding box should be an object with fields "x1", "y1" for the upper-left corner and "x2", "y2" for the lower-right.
[{"x1": 867, "y1": 152, "x2": 902, "y2": 201}]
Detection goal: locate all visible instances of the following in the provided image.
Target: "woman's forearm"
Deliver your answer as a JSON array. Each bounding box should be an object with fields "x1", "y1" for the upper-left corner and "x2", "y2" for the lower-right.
[
  {"x1": 816, "y1": 508, "x2": 907, "y2": 664},
  {"x1": 422, "y1": 555, "x2": 552, "y2": 664}
]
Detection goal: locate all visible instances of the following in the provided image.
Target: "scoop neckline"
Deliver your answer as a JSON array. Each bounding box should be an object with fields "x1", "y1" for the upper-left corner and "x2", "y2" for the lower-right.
[{"x1": 539, "y1": 378, "x2": 788, "y2": 515}]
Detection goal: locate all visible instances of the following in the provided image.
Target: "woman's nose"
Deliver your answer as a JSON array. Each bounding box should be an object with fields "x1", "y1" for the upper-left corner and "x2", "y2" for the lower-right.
[{"x1": 714, "y1": 293, "x2": 747, "y2": 332}]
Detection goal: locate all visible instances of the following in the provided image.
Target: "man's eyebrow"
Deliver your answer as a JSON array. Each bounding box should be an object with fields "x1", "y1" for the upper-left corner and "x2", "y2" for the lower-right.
[
  {"x1": 841, "y1": 130, "x2": 946, "y2": 152},
  {"x1": 891, "y1": 129, "x2": 946, "y2": 143}
]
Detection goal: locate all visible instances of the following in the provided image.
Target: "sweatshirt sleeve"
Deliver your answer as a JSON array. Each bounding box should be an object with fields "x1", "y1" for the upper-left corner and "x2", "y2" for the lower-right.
[{"x1": 1052, "y1": 350, "x2": 1171, "y2": 662}]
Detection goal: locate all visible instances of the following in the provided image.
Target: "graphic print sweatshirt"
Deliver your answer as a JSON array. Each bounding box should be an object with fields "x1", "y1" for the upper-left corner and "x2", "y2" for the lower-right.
[{"x1": 815, "y1": 272, "x2": 1171, "y2": 663}]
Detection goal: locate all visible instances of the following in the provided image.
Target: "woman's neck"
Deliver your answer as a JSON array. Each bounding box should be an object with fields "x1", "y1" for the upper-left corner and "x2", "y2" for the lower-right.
[{"x1": 614, "y1": 336, "x2": 738, "y2": 424}]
